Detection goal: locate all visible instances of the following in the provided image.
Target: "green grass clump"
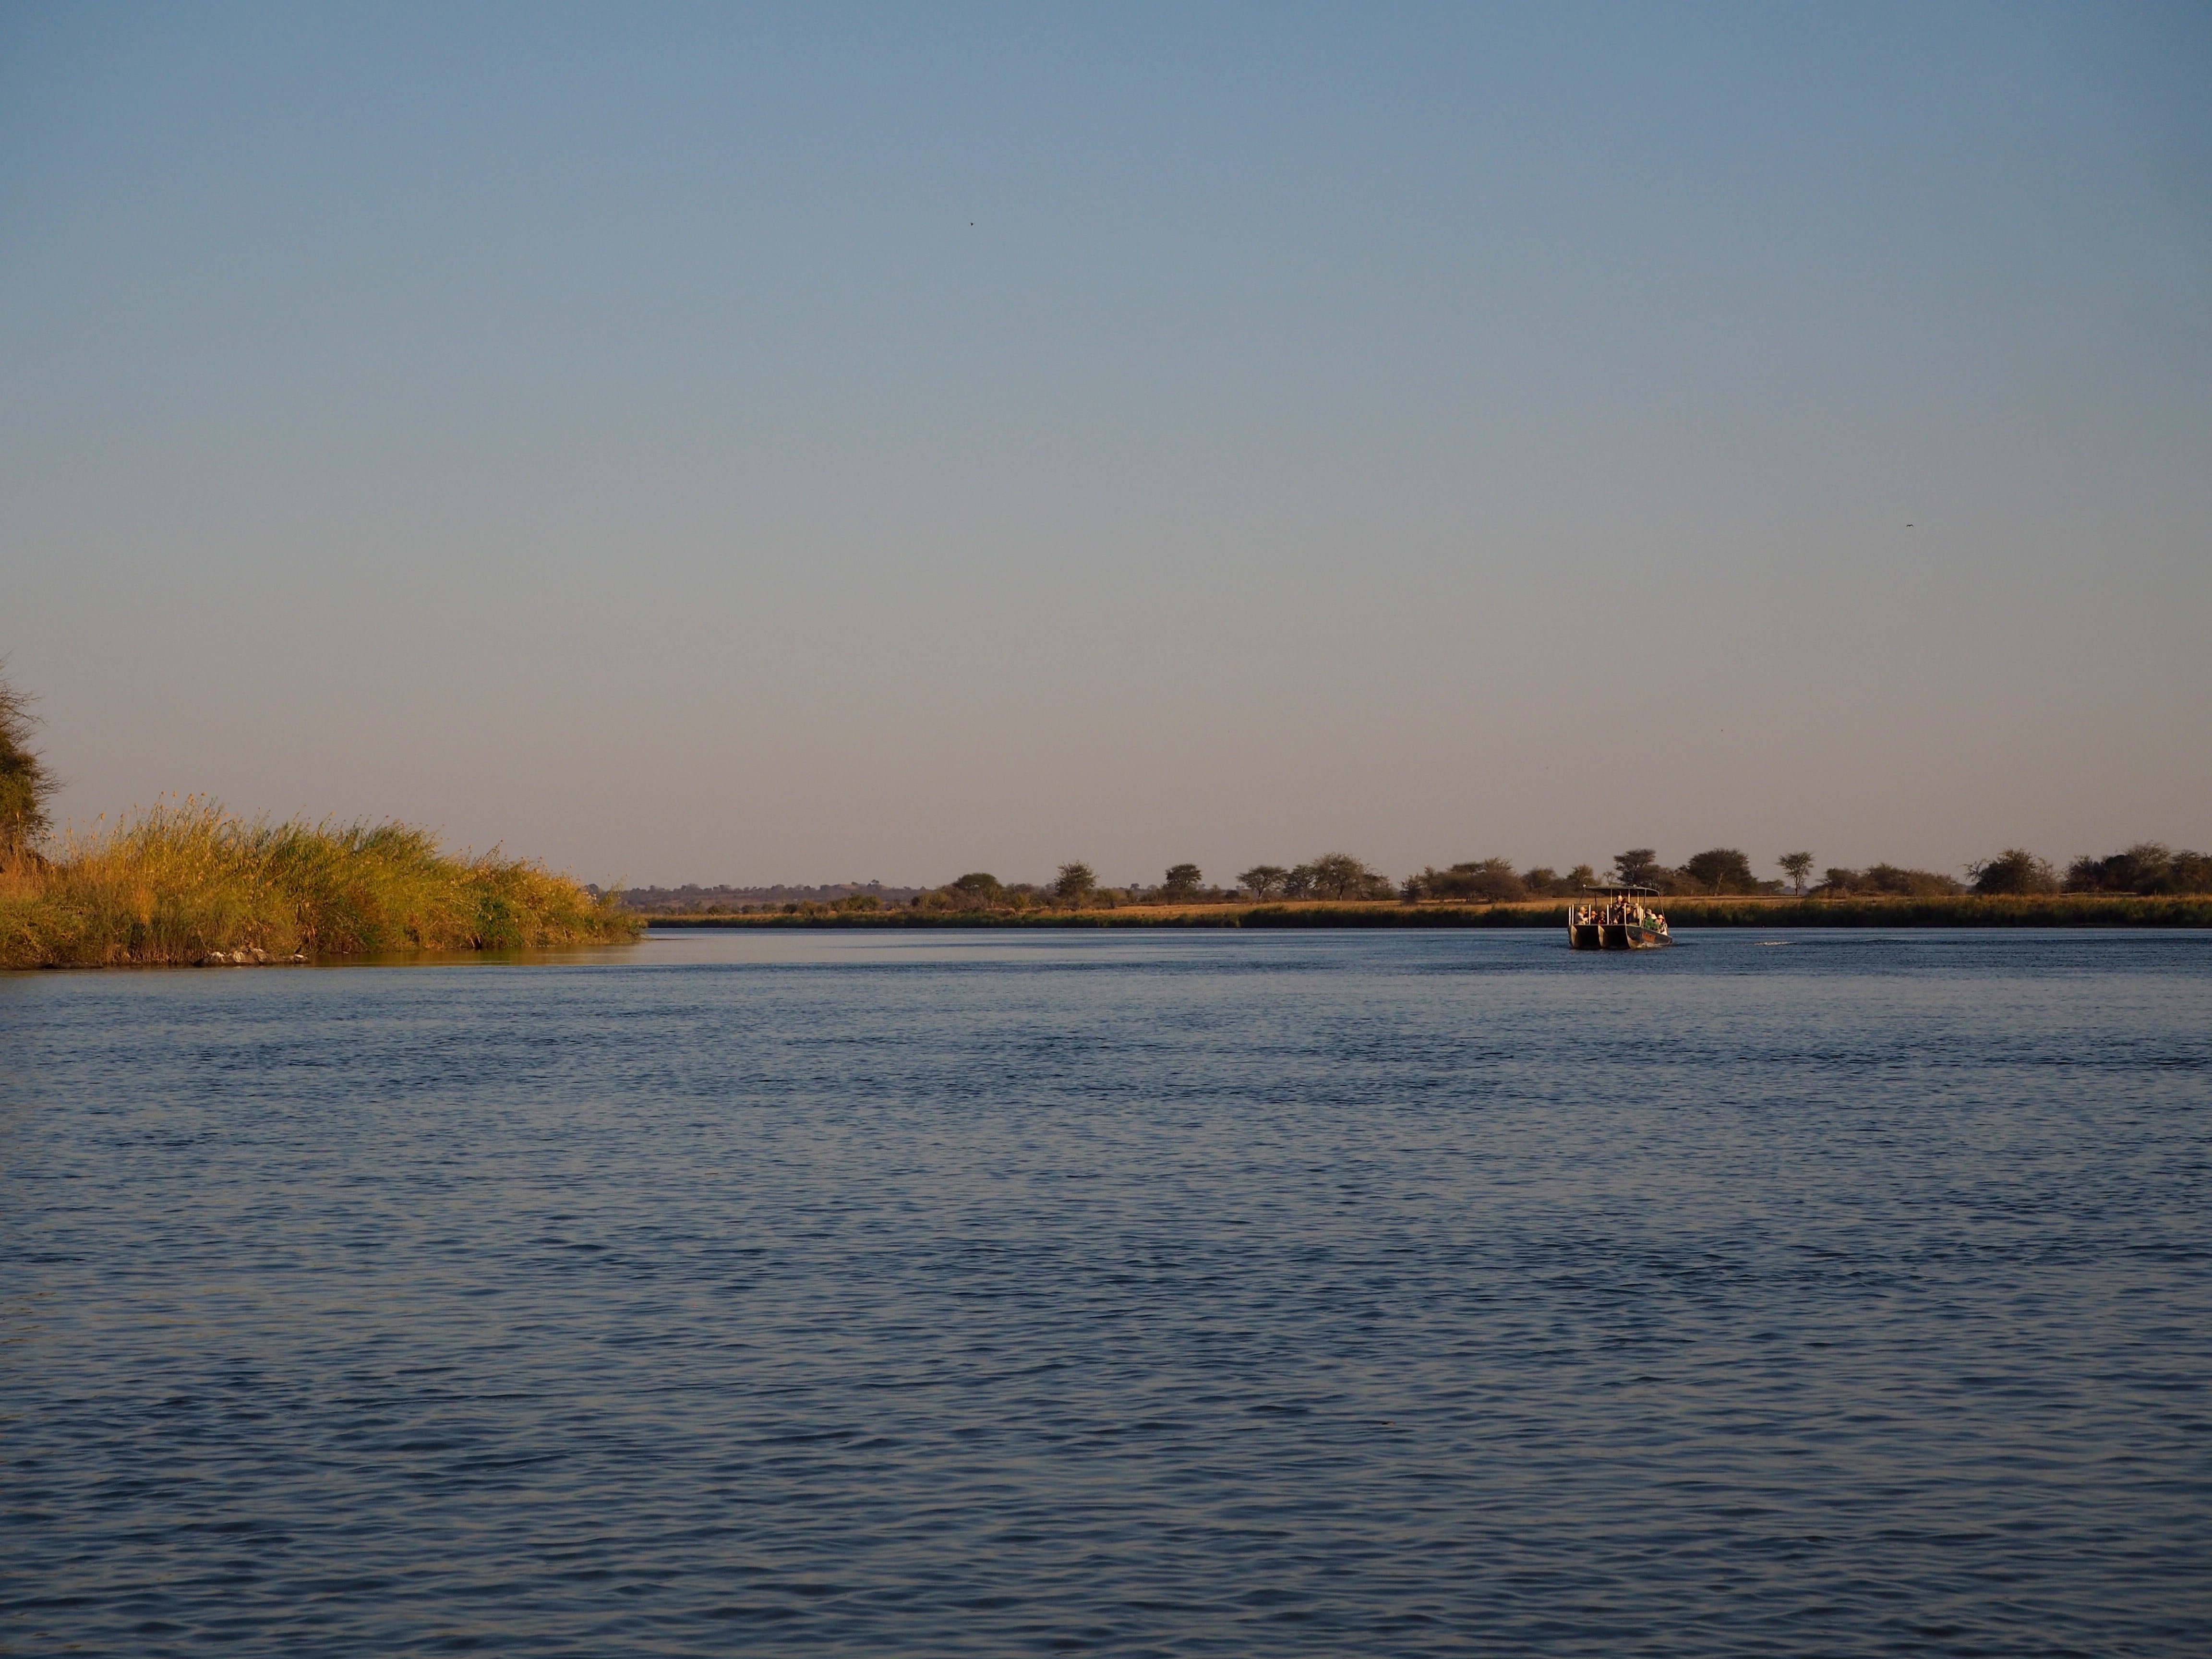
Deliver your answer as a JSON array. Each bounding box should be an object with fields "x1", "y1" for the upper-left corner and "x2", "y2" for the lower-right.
[{"x1": 0, "y1": 797, "x2": 638, "y2": 968}]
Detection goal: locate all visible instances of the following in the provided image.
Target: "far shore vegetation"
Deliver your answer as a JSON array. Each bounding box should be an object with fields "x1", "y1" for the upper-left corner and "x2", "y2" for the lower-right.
[
  {"x1": 1, "y1": 672, "x2": 635, "y2": 969},
  {"x1": 628, "y1": 843, "x2": 2212, "y2": 928}
]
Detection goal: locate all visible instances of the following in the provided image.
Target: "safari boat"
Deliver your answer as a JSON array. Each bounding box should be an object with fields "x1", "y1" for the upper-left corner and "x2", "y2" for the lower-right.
[{"x1": 1569, "y1": 884, "x2": 1671, "y2": 950}]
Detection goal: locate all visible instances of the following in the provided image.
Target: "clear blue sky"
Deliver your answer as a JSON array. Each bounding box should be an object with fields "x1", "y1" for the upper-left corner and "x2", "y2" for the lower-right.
[{"x1": 5, "y1": 1, "x2": 2207, "y2": 887}]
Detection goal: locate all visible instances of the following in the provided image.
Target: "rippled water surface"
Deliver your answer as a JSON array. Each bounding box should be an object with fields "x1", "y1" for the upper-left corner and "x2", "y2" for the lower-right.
[{"x1": 5, "y1": 929, "x2": 2209, "y2": 1656}]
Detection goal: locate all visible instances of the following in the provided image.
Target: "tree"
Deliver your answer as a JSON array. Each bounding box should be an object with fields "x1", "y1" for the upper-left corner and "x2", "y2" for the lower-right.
[
  {"x1": 1968, "y1": 848, "x2": 2058, "y2": 896},
  {"x1": 1779, "y1": 852, "x2": 1814, "y2": 895},
  {"x1": 1307, "y1": 852, "x2": 1391, "y2": 899},
  {"x1": 1682, "y1": 848, "x2": 1758, "y2": 895},
  {"x1": 1053, "y1": 862, "x2": 1097, "y2": 906},
  {"x1": 1237, "y1": 864, "x2": 1289, "y2": 901},
  {"x1": 1611, "y1": 848, "x2": 1664, "y2": 887},
  {"x1": 1415, "y1": 858, "x2": 1524, "y2": 903},
  {"x1": 0, "y1": 668, "x2": 55, "y2": 866},
  {"x1": 1160, "y1": 863, "x2": 1202, "y2": 902},
  {"x1": 1282, "y1": 864, "x2": 1316, "y2": 899},
  {"x1": 914, "y1": 872, "x2": 1007, "y2": 913}
]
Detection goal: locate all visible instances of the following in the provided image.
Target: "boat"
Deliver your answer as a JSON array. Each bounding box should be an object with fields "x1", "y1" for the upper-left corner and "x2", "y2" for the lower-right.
[{"x1": 1569, "y1": 883, "x2": 1672, "y2": 950}]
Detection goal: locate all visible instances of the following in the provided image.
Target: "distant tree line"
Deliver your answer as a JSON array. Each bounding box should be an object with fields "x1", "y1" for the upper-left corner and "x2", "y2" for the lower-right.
[
  {"x1": 611, "y1": 880, "x2": 922, "y2": 915},
  {"x1": 1236, "y1": 854, "x2": 1396, "y2": 902},
  {"x1": 620, "y1": 844, "x2": 2212, "y2": 917},
  {"x1": 1402, "y1": 859, "x2": 1599, "y2": 902},
  {"x1": 1821, "y1": 845, "x2": 2208, "y2": 897},
  {"x1": 1402, "y1": 847, "x2": 1788, "y2": 900}
]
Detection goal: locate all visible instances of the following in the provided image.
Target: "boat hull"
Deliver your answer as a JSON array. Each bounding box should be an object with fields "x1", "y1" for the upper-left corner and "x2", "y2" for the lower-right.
[{"x1": 1570, "y1": 922, "x2": 1670, "y2": 950}]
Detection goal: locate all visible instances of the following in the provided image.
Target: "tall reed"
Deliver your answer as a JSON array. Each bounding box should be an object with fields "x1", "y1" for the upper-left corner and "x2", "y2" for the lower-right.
[{"x1": 0, "y1": 798, "x2": 637, "y2": 967}]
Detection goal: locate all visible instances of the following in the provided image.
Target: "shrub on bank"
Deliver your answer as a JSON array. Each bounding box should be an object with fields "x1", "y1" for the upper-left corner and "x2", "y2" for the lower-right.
[
  {"x1": 0, "y1": 672, "x2": 57, "y2": 866},
  {"x1": 1815, "y1": 863, "x2": 1966, "y2": 897},
  {"x1": 0, "y1": 797, "x2": 637, "y2": 967},
  {"x1": 1969, "y1": 848, "x2": 2061, "y2": 896},
  {"x1": 2065, "y1": 842, "x2": 2212, "y2": 895}
]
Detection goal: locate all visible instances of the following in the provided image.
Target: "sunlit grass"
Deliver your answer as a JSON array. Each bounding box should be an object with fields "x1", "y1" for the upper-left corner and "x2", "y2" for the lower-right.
[{"x1": 0, "y1": 797, "x2": 637, "y2": 967}]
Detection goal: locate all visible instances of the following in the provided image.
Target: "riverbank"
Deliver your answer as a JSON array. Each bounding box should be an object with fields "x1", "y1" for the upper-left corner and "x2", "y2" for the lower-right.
[
  {"x1": 1, "y1": 799, "x2": 638, "y2": 968},
  {"x1": 645, "y1": 894, "x2": 2212, "y2": 929}
]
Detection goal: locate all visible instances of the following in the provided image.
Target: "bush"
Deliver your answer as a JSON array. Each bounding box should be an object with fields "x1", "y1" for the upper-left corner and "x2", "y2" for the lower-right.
[
  {"x1": 2066, "y1": 842, "x2": 2212, "y2": 894},
  {"x1": 1413, "y1": 858, "x2": 1524, "y2": 903},
  {"x1": 0, "y1": 671, "x2": 56, "y2": 867},
  {"x1": 1969, "y1": 848, "x2": 2060, "y2": 896},
  {"x1": 1519, "y1": 866, "x2": 1594, "y2": 899},
  {"x1": 1817, "y1": 864, "x2": 1965, "y2": 898}
]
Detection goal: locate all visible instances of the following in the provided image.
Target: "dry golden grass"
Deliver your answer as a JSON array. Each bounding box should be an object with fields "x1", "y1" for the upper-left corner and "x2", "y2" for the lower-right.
[{"x1": 0, "y1": 797, "x2": 637, "y2": 968}]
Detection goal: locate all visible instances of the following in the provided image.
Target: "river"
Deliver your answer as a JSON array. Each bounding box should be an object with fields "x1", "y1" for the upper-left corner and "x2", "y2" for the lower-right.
[{"x1": 4, "y1": 929, "x2": 2207, "y2": 1654}]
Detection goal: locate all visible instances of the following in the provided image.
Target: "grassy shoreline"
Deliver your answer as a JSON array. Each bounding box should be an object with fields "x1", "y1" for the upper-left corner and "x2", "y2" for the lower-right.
[
  {"x1": 644, "y1": 894, "x2": 2212, "y2": 929},
  {"x1": 2, "y1": 800, "x2": 638, "y2": 969}
]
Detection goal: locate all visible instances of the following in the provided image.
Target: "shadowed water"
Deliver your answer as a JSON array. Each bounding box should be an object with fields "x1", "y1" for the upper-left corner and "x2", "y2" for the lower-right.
[{"x1": 3, "y1": 929, "x2": 2207, "y2": 1655}]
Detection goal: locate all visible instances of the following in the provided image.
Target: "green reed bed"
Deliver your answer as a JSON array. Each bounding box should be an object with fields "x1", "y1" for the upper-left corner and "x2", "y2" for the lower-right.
[{"x1": 0, "y1": 798, "x2": 638, "y2": 967}]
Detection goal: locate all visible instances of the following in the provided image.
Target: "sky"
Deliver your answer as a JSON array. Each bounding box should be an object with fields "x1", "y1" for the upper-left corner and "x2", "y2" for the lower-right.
[{"x1": 3, "y1": 1, "x2": 2208, "y2": 889}]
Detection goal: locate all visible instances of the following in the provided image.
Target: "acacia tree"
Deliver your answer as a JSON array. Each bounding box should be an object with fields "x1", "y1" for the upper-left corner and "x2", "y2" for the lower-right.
[
  {"x1": 1682, "y1": 848, "x2": 1758, "y2": 894},
  {"x1": 1779, "y1": 852, "x2": 1815, "y2": 895},
  {"x1": 1611, "y1": 848, "x2": 1664, "y2": 887},
  {"x1": 1237, "y1": 864, "x2": 1288, "y2": 901},
  {"x1": 0, "y1": 669, "x2": 55, "y2": 866},
  {"x1": 1160, "y1": 863, "x2": 1203, "y2": 902},
  {"x1": 1053, "y1": 862, "x2": 1097, "y2": 907},
  {"x1": 1307, "y1": 852, "x2": 1389, "y2": 899}
]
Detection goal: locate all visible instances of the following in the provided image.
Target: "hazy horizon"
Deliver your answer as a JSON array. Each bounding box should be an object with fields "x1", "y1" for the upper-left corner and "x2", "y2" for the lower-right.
[{"x1": 6, "y1": 2, "x2": 2207, "y2": 889}]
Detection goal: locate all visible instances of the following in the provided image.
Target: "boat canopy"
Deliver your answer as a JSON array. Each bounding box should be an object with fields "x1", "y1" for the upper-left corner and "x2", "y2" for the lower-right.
[{"x1": 1581, "y1": 883, "x2": 1661, "y2": 896}]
